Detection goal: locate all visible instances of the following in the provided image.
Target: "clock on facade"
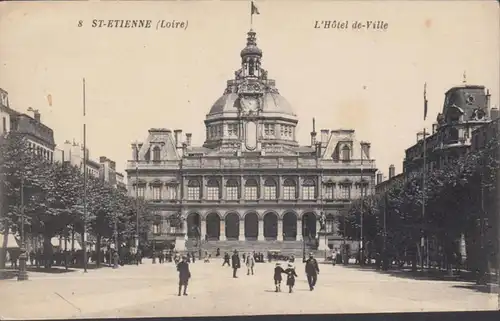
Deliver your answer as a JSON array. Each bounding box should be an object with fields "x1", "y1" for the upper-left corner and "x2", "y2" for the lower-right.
[{"x1": 240, "y1": 96, "x2": 260, "y2": 115}]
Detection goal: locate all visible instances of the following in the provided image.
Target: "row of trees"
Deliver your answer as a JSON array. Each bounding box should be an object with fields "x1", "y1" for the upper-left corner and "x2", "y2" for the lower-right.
[
  {"x1": 339, "y1": 132, "x2": 499, "y2": 275},
  {"x1": 0, "y1": 133, "x2": 159, "y2": 268}
]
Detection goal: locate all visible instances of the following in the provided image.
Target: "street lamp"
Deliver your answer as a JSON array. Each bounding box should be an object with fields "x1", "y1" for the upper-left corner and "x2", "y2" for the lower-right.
[{"x1": 17, "y1": 177, "x2": 28, "y2": 281}]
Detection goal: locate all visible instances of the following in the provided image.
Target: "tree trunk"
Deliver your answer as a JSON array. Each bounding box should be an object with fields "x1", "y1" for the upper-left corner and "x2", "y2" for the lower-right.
[
  {"x1": 43, "y1": 234, "x2": 53, "y2": 269},
  {"x1": 96, "y1": 234, "x2": 101, "y2": 267},
  {"x1": 0, "y1": 223, "x2": 10, "y2": 269}
]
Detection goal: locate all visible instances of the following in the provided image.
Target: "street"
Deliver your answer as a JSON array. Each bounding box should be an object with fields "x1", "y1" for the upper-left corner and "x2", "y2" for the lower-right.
[{"x1": 0, "y1": 259, "x2": 498, "y2": 320}]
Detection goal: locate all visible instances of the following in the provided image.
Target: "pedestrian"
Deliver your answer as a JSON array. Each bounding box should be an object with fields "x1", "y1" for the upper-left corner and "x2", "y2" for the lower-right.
[
  {"x1": 284, "y1": 263, "x2": 298, "y2": 293},
  {"x1": 305, "y1": 252, "x2": 320, "y2": 291},
  {"x1": 245, "y1": 252, "x2": 255, "y2": 275},
  {"x1": 177, "y1": 256, "x2": 191, "y2": 296},
  {"x1": 231, "y1": 250, "x2": 241, "y2": 278},
  {"x1": 222, "y1": 252, "x2": 230, "y2": 266},
  {"x1": 204, "y1": 251, "x2": 210, "y2": 263},
  {"x1": 273, "y1": 262, "x2": 285, "y2": 292}
]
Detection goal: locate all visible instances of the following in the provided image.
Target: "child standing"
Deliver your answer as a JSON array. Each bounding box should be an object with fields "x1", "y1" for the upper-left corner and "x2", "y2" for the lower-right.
[
  {"x1": 273, "y1": 262, "x2": 285, "y2": 292},
  {"x1": 284, "y1": 263, "x2": 298, "y2": 293}
]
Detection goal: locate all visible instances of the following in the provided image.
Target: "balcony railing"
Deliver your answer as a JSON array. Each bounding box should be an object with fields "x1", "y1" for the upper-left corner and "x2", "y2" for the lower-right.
[{"x1": 127, "y1": 158, "x2": 376, "y2": 171}]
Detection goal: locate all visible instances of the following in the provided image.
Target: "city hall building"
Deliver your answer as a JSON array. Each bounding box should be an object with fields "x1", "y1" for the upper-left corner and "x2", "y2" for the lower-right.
[{"x1": 126, "y1": 30, "x2": 377, "y2": 252}]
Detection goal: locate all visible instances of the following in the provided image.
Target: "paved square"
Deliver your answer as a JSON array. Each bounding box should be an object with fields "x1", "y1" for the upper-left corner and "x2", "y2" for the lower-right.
[{"x1": 0, "y1": 260, "x2": 498, "y2": 320}]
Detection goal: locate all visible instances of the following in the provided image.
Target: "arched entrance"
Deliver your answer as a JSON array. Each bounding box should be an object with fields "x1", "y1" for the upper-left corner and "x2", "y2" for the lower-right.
[
  {"x1": 186, "y1": 213, "x2": 201, "y2": 239},
  {"x1": 225, "y1": 213, "x2": 240, "y2": 240},
  {"x1": 263, "y1": 212, "x2": 278, "y2": 240},
  {"x1": 302, "y1": 212, "x2": 317, "y2": 240},
  {"x1": 206, "y1": 212, "x2": 221, "y2": 240},
  {"x1": 244, "y1": 212, "x2": 258, "y2": 240},
  {"x1": 283, "y1": 212, "x2": 297, "y2": 240}
]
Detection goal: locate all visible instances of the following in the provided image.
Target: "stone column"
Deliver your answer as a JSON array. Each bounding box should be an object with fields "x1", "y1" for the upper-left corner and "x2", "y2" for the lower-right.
[
  {"x1": 298, "y1": 176, "x2": 302, "y2": 200},
  {"x1": 259, "y1": 176, "x2": 264, "y2": 200},
  {"x1": 278, "y1": 176, "x2": 283, "y2": 199},
  {"x1": 277, "y1": 219, "x2": 283, "y2": 241},
  {"x1": 297, "y1": 219, "x2": 302, "y2": 241},
  {"x1": 239, "y1": 219, "x2": 245, "y2": 241},
  {"x1": 221, "y1": 176, "x2": 226, "y2": 200},
  {"x1": 240, "y1": 175, "x2": 245, "y2": 199},
  {"x1": 258, "y1": 219, "x2": 264, "y2": 241},
  {"x1": 316, "y1": 218, "x2": 321, "y2": 237},
  {"x1": 200, "y1": 175, "x2": 205, "y2": 200},
  {"x1": 200, "y1": 219, "x2": 207, "y2": 241},
  {"x1": 220, "y1": 220, "x2": 226, "y2": 241}
]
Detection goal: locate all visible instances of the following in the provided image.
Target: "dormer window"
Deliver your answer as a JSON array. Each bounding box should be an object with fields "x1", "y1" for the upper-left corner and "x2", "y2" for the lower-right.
[
  {"x1": 152, "y1": 146, "x2": 161, "y2": 162},
  {"x1": 341, "y1": 145, "x2": 351, "y2": 161}
]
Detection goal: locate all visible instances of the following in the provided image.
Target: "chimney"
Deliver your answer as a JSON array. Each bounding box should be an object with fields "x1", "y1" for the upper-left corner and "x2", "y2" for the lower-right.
[
  {"x1": 99, "y1": 156, "x2": 107, "y2": 163},
  {"x1": 34, "y1": 110, "x2": 41, "y2": 122},
  {"x1": 174, "y1": 129, "x2": 182, "y2": 148},
  {"x1": 320, "y1": 129, "x2": 329, "y2": 147},
  {"x1": 186, "y1": 133, "x2": 192, "y2": 147},
  {"x1": 361, "y1": 142, "x2": 371, "y2": 160},
  {"x1": 310, "y1": 118, "x2": 317, "y2": 146},
  {"x1": 376, "y1": 172, "x2": 383, "y2": 185},
  {"x1": 389, "y1": 164, "x2": 395, "y2": 179},
  {"x1": 490, "y1": 106, "x2": 499, "y2": 120},
  {"x1": 486, "y1": 89, "x2": 491, "y2": 109}
]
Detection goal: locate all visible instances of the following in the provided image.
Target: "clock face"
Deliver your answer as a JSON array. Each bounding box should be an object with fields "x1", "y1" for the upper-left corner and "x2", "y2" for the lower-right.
[{"x1": 240, "y1": 97, "x2": 259, "y2": 115}]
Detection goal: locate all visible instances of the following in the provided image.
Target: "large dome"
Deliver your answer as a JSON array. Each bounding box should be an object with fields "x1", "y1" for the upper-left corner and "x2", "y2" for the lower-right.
[{"x1": 207, "y1": 92, "x2": 296, "y2": 118}]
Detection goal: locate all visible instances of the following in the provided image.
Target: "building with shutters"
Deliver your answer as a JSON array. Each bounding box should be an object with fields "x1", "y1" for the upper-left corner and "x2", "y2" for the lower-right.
[{"x1": 126, "y1": 30, "x2": 378, "y2": 252}]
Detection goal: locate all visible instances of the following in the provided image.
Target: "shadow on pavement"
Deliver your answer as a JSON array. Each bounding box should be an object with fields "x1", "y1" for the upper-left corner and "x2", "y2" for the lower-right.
[
  {"x1": 341, "y1": 264, "x2": 499, "y2": 288},
  {"x1": 0, "y1": 269, "x2": 17, "y2": 280},
  {"x1": 452, "y1": 284, "x2": 499, "y2": 294}
]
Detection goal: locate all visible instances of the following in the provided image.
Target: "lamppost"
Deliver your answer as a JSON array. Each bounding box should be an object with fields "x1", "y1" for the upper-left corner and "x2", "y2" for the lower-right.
[
  {"x1": 17, "y1": 177, "x2": 28, "y2": 281},
  {"x1": 343, "y1": 214, "x2": 348, "y2": 265},
  {"x1": 359, "y1": 145, "x2": 364, "y2": 266}
]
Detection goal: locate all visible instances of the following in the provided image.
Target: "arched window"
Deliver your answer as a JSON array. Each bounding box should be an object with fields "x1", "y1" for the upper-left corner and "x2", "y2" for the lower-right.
[
  {"x1": 302, "y1": 179, "x2": 316, "y2": 200},
  {"x1": 226, "y1": 179, "x2": 239, "y2": 201},
  {"x1": 263, "y1": 178, "x2": 277, "y2": 200},
  {"x1": 325, "y1": 214, "x2": 335, "y2": 233},
  {"x1": 152, "y1": 146, "x2": 161, "y2": 162},
  {"x1": 283, "y1": 178, "x2": 296, "y2": 200},
  {"x1": 207, "y1": 179, "x2": 220, "y2": 200},
  {"x1": 342, "y1": 145, "x2": 350, "y2": 161},
  {"x1": 245, "y1": 179, "x2": 258, "y2": 200},
  {"x1": 187, "y1": 179, "x2": 201, "y2": 200}
]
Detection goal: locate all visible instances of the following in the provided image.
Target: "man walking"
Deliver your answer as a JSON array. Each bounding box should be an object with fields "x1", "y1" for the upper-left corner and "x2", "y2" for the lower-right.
[
  {"x1": 231, "y1": 250, "x2": 241, "y2": 278},
  {"x1": 177, "y1": 256, "x2": 191, "y2": 296},
  {"x1": 245, "y1": 252, "x2": 255, "y2": 275},
  {"x1": 222, "y1": 252, "x2": 230, "y2": 267},
  {"x1": 305, "y1": 252, "x2": 320, "y2": 291}
]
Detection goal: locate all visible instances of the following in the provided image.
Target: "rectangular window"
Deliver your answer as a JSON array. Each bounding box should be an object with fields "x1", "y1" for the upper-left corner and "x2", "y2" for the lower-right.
[
  {"x1": 245, "y1": 186, "x2": 258, "y2": 200},
  {"x1": 207, "y1": 186, "x2": 219, "y2": 200},
  {"x1": 187, "y1": 186, "x2": 199, "y2": 200},
  {"x1": 137, "y1": 186, "x2": 145, "y2": 198},
  {"x1": 264, "y1": 124, "x2": 275, "y2": 137},
  {"x1": 340, "y1": 185, "x2": 350, "y2": 199},
  {"x1": 283, "y1": 186, "x2": 296, "y2": 200},
  {"x1": 226, "y1": 186, "x2": 239, "y2": 200},
  {"x1": 324, "y1": 185, "x2": 334, "y2": 200},
  {"x1": 2, "y1": 117, "x2": 6, "y2": 133},
  {"x1": 360, "y1": 185, "x2": 368, "y2": 197},
  {"x1": 166, "y1": 186, "x2": 177, "y2": 200},
  {"x1": 302, "y1": 186, "x2": 315, "y2": 200},
  {"x1": 152, "y1": 223, "x2": 161, "y2": 235},
  {"x1": 152, "y1": 186, "x2": 161, "y2": 200},
  {"x1": 264, "y1": 185, "x2": 276, "y2": 200},
  {"x1": 228, "y1": 124, "x2": 238, "y2": 137},
  {"x1": 326, "y1": 220, "x2": 334, "y2": 233}
]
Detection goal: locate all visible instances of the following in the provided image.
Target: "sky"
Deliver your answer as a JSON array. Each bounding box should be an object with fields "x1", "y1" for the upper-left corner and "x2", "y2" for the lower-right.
[{"x1": 0, "y1": 0, "x2": 498, "y2": 179}]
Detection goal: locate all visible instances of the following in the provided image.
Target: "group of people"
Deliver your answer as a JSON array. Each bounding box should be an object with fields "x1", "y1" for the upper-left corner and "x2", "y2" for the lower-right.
[{"x1": 174, "y1": 250, "x2": 321, "y2": 297}]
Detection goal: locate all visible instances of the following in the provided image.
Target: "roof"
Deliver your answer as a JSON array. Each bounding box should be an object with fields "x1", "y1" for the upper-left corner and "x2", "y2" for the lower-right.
[{"x1": 207, "y1": 92, "x2": 296, "y2": 118}]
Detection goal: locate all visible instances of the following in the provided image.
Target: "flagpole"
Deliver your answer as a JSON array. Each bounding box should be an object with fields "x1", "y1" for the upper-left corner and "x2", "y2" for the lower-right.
[
  {"x1": 83, "y1": 78, "x2": 88, "y2": 273},
  {"x1": 421, "y1": 82, "x2": 427, "y2": 271}
]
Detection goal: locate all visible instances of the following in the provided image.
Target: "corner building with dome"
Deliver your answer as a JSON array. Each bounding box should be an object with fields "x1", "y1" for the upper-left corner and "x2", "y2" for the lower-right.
[{"x1": 126, "y1": 30, "x2": 378, "y2": 253}]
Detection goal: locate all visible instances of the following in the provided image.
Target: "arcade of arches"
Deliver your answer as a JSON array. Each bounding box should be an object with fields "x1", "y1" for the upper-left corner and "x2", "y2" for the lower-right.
[{"x1": 185, "y1": 212, "x2": 337, "y2": 241}]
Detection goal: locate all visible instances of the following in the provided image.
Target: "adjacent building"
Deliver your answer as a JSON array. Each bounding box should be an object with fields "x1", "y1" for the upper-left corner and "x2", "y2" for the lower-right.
[
  {"x1": 0, "y1": 88, "x2": 55, "y2": 162},
  {"x1": 126, "y1": 30, "x2": 377, "y2": 252}
]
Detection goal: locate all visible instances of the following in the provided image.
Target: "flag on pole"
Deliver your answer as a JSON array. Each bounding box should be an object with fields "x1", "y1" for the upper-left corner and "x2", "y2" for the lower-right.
[
  {"x1": 423, "y1": 82, "x2": 428, "y2": 120},
  {"x1": 251, "y1": 1, "x2": 260, "y2": 15}
]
